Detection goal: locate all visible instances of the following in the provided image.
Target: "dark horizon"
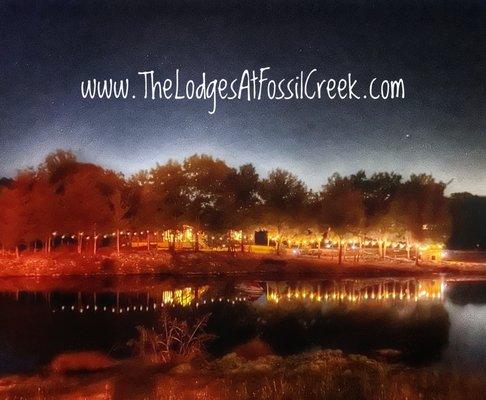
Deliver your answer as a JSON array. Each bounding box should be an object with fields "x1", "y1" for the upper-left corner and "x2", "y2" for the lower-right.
[{"x1": 1, "y1": 0, "x2": 485, "y2": 194}]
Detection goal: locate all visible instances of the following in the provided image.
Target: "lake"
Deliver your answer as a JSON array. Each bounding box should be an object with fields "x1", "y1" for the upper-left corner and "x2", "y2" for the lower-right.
[{"x1": 0, "y1": 274, "x2": 485, "y2": 376}]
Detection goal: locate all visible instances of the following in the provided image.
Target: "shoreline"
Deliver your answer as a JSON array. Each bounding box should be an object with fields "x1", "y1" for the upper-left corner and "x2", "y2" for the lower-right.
[
  {"x1": 1, "y1": 348, "x2": 485, "y2": 399},
  {"x1": 0, "y1": 250, "x2": 486, "y2": 280}
]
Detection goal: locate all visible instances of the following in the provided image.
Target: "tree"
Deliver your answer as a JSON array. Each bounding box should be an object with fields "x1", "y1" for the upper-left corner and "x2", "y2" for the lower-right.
[
  {"x1": 35, "y1": 150, "x2": 81, "y2": 251},
  {"x1": 0, "y1": 171, "x2": 34, "y2": 257},
  {"x1": 148, "y1": 160, "x2": 188, "y2": 252},
  {"x1": 363, "y1": 172, "x2": 402, "y2": 259},
  {"x1": 27, "y1": 172, "x2": 61, "y2": 253},
  {"x1": 390, "y1": 174, "x2": 450, "y2": 264},
  {"x1": 448, "y1": 193, "x2": 486, "y2": 250},
  {"x1": 318, "y1": 173, "x2": 365, "y2": 264},
  {"x1": 226, "y1": 164, "x2": 261, "y2": 251},
  {"x1": 182, "y1": 155, "x2": 235, "y2": 251},
  {"x1": 38, "y1": 149, "x2": 78, "y2": 190},
  {"x1": 0, "y1": 149, "x2": 456, "y2": 264},
  {"x1": 0, "y1": 178, "x2": 13, "y2": 189},
  {"x1": 60, "y1": 164, "x2": 116, "y2": 254},
  {"x1": 260, "y1": 169, "x2": 309, "y2": 253},
  {"x1": 105, "y1": 172, "x2": 132, "y2": 254}
]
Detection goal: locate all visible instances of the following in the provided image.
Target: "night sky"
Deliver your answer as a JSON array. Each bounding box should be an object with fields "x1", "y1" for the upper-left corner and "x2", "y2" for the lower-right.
[{"x1": 1, "y1": 0, "x2": 485, "y2": 194}]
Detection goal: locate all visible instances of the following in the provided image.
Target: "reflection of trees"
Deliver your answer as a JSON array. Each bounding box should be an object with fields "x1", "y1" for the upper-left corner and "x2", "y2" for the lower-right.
[
  {"x1": 446, "y1": 282, "x2": 486, "y2": 305},
  {"x1": 201, "y1": 302, "x2": 259, "y2": 357},
  {"x1": 260, "y1": 303, "x2": 450, "y2": 365},
  {"x1": 266, "y1": 279, "x2": 445, "y2": 303},
  {"x1": 0, "y1": 278, "x2": 452, "y2": 375},
  {"x1": 261, "y1": 306, "x2": 318, "y2": 355}
]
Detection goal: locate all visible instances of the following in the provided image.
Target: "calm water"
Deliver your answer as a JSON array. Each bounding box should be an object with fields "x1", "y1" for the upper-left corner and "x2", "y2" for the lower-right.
[{"x1": 0, "y1": 275, "x2": 485, "y2": 375}]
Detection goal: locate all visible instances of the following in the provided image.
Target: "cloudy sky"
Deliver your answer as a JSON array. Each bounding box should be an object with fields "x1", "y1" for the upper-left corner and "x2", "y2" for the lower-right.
[{"x1": 1, "y1": 0, "x2": 485, "y2": 193}]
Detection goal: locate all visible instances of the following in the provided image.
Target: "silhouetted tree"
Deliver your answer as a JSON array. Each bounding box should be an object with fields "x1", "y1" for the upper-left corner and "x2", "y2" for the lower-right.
[
  {"x1": 0, "y1": 171, "x2": 34, "y2": 257},
  {"x1": 448, "y1": 193, "x2": 486, "y2": 250},
  {"x1": 260, "y1": 169, "x2": 308, "y2": 253},
  {"x1": 60, "y1": 164, "x2": 116, "y2": 254},
  {"x1": 318, "y1": 173, "x2": 365, "y2": 264},
  {"x1": 226, "y1": 163, "x2": 261, "y2": 251},
  {"x1": 183, "y1": 155, "x2": 235, "y2": 251},
  {"x1": 363, "y1": 172, "x2": 403, "y2": 258},
  {"x1": 390, "y1": 174, "x2": 450, "y2": 264},
  {"x1": 148, "y1": 161, "x2": 188, "y2": 251},
  {"x1": 0, "y1": 150, "x2": 458, "y2": 261}
]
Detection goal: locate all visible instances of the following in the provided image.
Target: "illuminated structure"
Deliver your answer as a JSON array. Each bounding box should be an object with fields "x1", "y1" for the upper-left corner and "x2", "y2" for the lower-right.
[
  {"x1": 130, "y1": 225, "x2": 199, "y2": 250},
  {"x1": 419, "y1": 245, "x2": 444, "y2": 262}
]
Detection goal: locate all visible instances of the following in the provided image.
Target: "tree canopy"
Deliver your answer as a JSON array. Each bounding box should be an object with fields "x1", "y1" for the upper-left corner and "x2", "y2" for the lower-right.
[{"x1": 0, "y1": 150, "x2": 459, "y2": 258}]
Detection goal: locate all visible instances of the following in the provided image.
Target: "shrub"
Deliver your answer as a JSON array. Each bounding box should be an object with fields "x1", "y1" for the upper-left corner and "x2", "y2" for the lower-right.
[{"x1": 127, "y1": 311, "x2": 214, "y2": 365}]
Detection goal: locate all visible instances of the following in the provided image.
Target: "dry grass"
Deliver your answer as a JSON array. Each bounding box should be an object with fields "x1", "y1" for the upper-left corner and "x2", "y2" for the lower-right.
[
  {"x1": 2, "y1": 349, "x2": 486, "y2": 399},
  {"x1": 127, "y1": 311, "x2": 214, "y2": 365},
  {"x1": 49, "y1": 351, "x2": 116, "y2": 374}
]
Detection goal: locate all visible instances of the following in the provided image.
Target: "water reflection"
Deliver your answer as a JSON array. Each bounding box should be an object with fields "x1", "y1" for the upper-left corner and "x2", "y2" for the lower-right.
[
  {"x1": 446, "y1": 281, "x2": 486, "y2": 305},
  {"x1": 3, "y1": 278, "x2": 445, "y2": 314},
  {"x1": 266, "y1": 278, "x2": 445, "y2": 304},
  {"x1": 0, "y1": 276, "x2": 484, "y2": 375}
]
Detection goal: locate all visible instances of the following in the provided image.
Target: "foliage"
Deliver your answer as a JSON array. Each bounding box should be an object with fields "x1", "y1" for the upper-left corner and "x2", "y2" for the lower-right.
[
  {"x1": 127, "y1": 311, "x2": 214, "y2": 364},
  {"x1": 0, "y1": 150, "x2": 456, "y2": 257},
  {"x1": 448, "y1": 193, "x2": 486, "y2": 249}
]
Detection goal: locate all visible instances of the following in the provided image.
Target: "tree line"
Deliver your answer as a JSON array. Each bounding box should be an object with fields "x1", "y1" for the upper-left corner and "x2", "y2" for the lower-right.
[{"x1": 0, "y1": 150, "x2": 452, "y2": 262}]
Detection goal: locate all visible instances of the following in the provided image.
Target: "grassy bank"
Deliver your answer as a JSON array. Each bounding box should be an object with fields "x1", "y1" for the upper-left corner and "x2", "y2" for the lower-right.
[
  {"x1": 0, "y1": 250, "x2": 486, "y2": 278},
  {"x1": 1, "y1": 349, "x2": 484, "y2": 400}
]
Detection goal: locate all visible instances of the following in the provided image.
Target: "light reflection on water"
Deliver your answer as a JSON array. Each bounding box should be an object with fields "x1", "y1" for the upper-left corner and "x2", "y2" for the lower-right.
[
  {"x1": 0, "y1": 276, "x2": 484, "y2": 375},
  {"x1": 10, "y1": 278, "x2": 445, "y2": 313},
  {"x1": 265, "y1": 278, "x2": 444, "y2": 304}
]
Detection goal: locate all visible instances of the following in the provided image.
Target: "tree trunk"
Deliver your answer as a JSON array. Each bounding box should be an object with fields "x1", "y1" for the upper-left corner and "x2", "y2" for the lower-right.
[
  {"x1": 93, "y1": 229, "x2": 97, "y2": 255},
  {"x1": 405, "y1": 235, "x2": 411, "y2": 259},
  {"x1": 240, "y1": 231, "x2": 244, "y2": 253},
  {"x1": 168, "y1": 231, "x2": 175, "y2": 254},
  {"x1": 147, "y1": 232, "x2": 150, "y2": 251},
  {"x1": 415, "y1": 246, "x2": 420, "y2": 266},
  {"x1": 116, "y1": 229, "x2": 120, "y2": 254},
  {"x1": 338, "y1": 240, "x2": 343, "y2": 265},
  {"x1": 276, "y1": 226, "x2": 281, "y2": 255},
  {"x1": 379, "y1": 239, "x2": 386, "y2": 259},
  {"x1": 383, "y1": 240, "x2": 387, "y2": 259},
  {"x1": 77, "y1": 232, "x2": 82, "y2": 254},
  {"x1": 15, "y1": 246, "x2": 19, "y2": 259},
  {"x1": 194, "y1": 232, "x2": 199, "y2": 252}
]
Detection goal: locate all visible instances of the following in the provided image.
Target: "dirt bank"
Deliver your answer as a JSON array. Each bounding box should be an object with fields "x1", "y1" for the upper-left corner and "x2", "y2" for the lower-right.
[{"x1": 0, "y1": 250, "x2": 485, "y2": 278}]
